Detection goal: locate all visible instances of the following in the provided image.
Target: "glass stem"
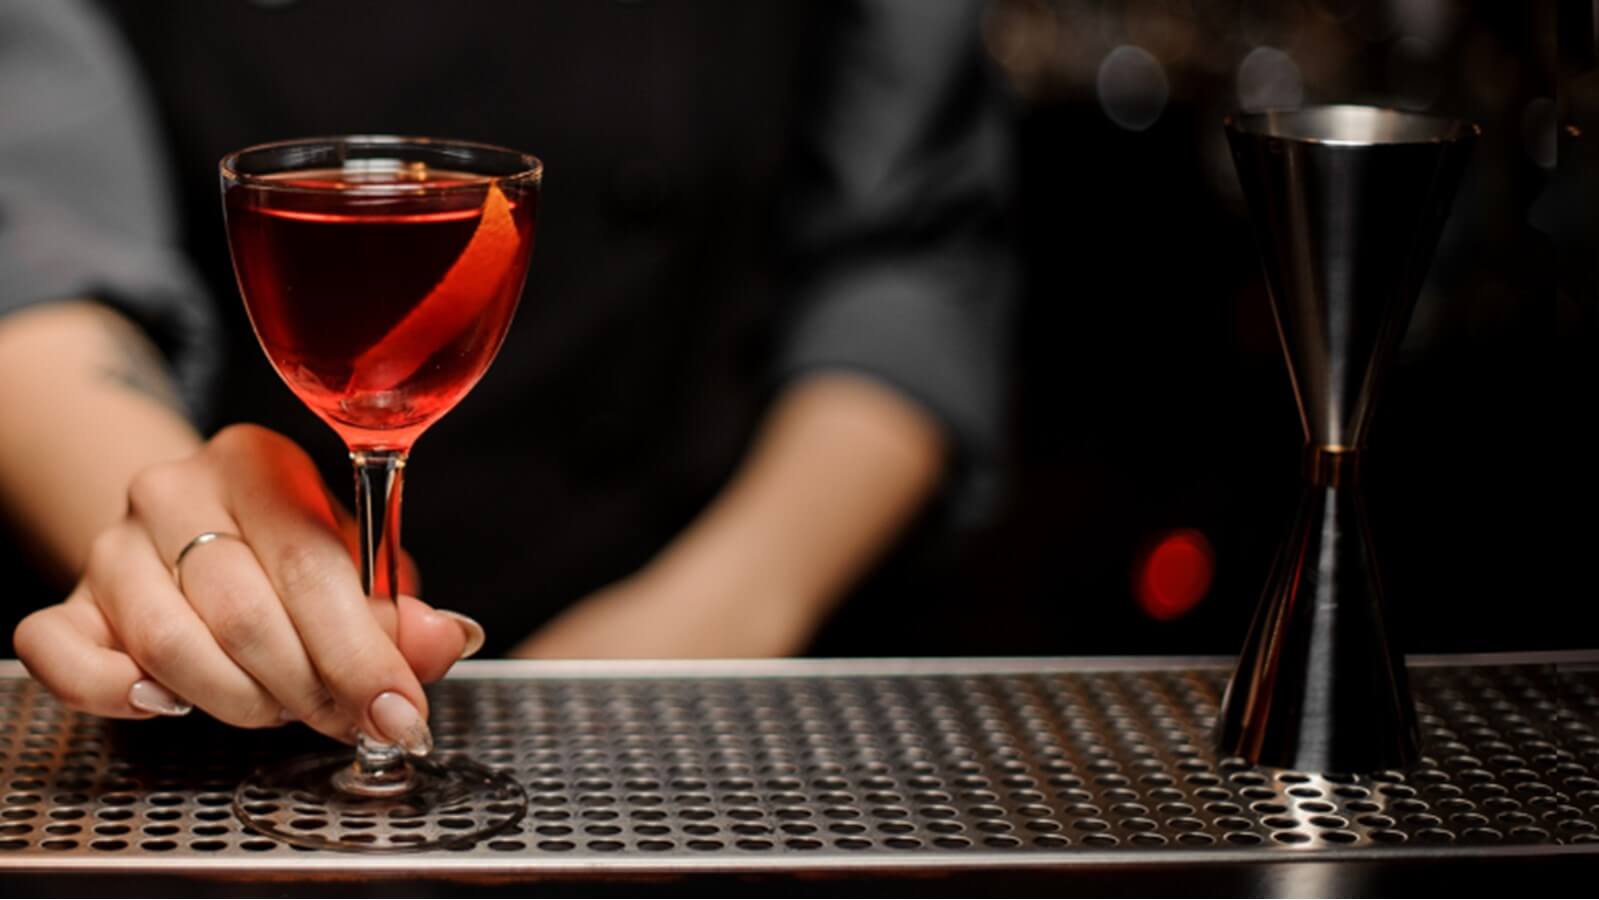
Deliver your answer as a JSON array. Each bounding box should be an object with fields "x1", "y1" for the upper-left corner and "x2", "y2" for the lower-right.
[
  {"x1": 351, "y1": 449, "x2": 407, "y2": 601},
  {"x1": 345, "y1": 449, "x2": 414, "y2": 793}
]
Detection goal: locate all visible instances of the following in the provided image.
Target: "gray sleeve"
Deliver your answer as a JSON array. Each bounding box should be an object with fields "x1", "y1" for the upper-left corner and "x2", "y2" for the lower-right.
[
  {"x1": 778, "y1": 0, "x2": 1016, "y2": 521},
  {"x1": 0, "y1": 0, "x2": 218, "y2": 418}
]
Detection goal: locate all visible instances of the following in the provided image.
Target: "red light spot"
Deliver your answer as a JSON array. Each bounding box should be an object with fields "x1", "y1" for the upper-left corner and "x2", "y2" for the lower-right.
[{"x1": 1136, "y1": 529, "x2": 1214, "y2": 621}]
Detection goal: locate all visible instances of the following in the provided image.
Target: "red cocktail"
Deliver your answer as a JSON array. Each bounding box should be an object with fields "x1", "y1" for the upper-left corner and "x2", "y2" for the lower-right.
[
  {"x1": 221, "y1": 137, "x2": 540, "y2": 851},
  {"x1": 226, "y1": 165, "x2": 535, "y2": 449}
]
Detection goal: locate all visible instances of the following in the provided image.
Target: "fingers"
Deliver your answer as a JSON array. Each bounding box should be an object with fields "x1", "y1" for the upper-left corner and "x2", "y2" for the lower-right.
[
  {"x1": 396, "y1": 595, "x2": 476, "y2": 682},
  {"x1": 83, "y1": 523, "x2": 284, "y2": 729},
  {"x1": 176, "y1": 535, "x2": 357, "y2": 741},
  {"x1": 22, "y1": 423, "x2": 475, "y2": 750},
  {"x1": 129, "y1": 447, "x2": 356, "y2": 741},
  {"x1": 207, "y1": 425, "x2": 433, "y2": 753},
  {"x1": 13, "y1": 590, "x2": 163, "y2": 719}
]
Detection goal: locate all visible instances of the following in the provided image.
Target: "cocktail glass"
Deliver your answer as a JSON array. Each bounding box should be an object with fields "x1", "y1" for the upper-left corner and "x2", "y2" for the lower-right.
[{"x1": 220, "y1": 136, "x2": 539, "y2": 850}]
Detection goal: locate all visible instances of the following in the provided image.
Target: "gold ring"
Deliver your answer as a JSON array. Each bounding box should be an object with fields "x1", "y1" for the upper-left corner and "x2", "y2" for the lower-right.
[{"x1": 173, "y1": 531, "x2": 245, "y2": 592}]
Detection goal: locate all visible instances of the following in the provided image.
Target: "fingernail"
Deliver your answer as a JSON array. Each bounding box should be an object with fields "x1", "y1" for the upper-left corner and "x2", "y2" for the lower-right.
[
  {"x1": 369, "y1": 691, "x2": 432, "y2": 756},
  {"x1": 278, "y1": 708, "x2": 298, "y2": 723},
  {"x1": 128, "y1": 680, "x2": 192, "y2": 717},
  {"x1": 439, "y1": 610, "x2": 485, "y2": 659}
]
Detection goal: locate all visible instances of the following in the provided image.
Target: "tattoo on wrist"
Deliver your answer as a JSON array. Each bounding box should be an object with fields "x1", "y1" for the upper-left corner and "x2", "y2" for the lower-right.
[{"x1": 94, "y1": 311, "x2": 187, "y2": 417}]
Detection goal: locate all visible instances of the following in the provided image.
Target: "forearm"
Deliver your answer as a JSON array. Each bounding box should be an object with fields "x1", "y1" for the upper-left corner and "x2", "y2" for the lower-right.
[
  {"x1": 514, "y1": 372, "x2": 946, "y2": 660},
  {"x1": 0, "y1": 301, "x2": 201, "y2": 581},
  {"x1": 647, "y1": 372, "x2": 947, "y2": 651}
]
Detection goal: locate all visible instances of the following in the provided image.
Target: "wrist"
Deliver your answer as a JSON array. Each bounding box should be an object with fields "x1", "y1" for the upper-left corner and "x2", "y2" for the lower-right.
[
  {"x1": 0, "y1": 301, "x2": 201, "y2": 578},
  {"x1": 628, "y1": 374, "x2": 946, "y2": 655},
  {"x1": 637, "y1": 547, "x2": 824, "y2": 657}
]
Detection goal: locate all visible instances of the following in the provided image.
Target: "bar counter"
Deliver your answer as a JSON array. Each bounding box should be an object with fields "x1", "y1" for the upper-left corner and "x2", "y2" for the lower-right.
[{"x1": 1, "y1": 653, "x2": 1596, "y2": 895}]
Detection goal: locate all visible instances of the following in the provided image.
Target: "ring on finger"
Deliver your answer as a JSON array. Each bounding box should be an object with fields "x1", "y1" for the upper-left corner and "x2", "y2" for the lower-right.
[{"x1": 172, "y1": 531, "x2": 246, "y2": 593}]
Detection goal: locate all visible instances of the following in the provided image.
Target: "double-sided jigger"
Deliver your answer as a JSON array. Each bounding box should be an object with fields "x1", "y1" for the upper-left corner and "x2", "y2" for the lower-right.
[{"x1": 1217, "y1": 106, "x2": 1478, "y2": 772}]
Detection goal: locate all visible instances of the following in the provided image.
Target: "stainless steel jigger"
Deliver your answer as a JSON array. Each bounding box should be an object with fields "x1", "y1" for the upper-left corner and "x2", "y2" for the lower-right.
[{"x1": 1217, "y1": 106, "x2": 1477, "y2": 773}]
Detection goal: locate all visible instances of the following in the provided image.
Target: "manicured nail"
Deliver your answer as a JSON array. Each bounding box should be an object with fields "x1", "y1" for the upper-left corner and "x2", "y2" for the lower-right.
[
  {"x1": 439, "y1": 610, "x2": 485, "y2": 659},
  {"x1": 128, "y1": 680, "x2": 192, "y2": 717},
  {"x1": 369, "y1": 691, "x2": 432, "y2": 756}
]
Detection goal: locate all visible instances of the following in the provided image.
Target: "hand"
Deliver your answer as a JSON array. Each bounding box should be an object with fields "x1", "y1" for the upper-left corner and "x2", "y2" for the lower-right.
[
  {"x1": 12, "y1": 424, "x2": 481, "y2": 752},
  {"x1": 508, "y1": 566, "x2": 815, "y2": 659},
  {"x1": 509, "y1": 374, "x2": 944, "y2": 660}
]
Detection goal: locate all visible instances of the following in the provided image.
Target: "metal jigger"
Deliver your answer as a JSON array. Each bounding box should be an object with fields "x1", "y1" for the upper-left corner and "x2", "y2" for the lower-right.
[{"x1": 1216, "y1": 106, "x2": 1477, "y2": 772}]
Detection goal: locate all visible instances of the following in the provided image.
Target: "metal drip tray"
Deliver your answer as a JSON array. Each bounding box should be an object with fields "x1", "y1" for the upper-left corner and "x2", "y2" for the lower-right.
[{"x1": 1, "y1": 654, "x2": 1597, "y2": 885}]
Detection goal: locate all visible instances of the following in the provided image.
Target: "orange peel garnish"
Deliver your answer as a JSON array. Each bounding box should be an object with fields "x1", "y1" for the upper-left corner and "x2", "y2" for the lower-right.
[{"x1": 351, "y1": 182, "x2": 520, "y2": 392}]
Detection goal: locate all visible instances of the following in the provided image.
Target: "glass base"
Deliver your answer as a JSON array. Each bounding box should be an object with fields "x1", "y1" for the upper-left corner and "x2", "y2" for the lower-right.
[{"x1": 234, "y1": 751, "x2": 526, "y2": 852}]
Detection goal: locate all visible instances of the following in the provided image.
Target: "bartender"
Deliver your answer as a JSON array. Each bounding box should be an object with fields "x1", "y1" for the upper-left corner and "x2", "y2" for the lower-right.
[{"x1": 0, "y1": 0, "x2": 1013, "y2": 753}]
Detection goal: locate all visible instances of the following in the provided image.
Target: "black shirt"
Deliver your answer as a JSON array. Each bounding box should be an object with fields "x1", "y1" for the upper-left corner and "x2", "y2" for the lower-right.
[{"x1": 0, "y1": 0, "x2": 1014, "y2": 654}]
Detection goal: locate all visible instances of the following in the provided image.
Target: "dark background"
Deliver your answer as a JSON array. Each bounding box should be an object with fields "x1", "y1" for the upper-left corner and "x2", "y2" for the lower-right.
[
  {"x1": 900, "y1": 0, "x2": 1596, "y2": 656},
  {"x1": 3, "y1": 0, "x2": 1593, "y2": 660}
]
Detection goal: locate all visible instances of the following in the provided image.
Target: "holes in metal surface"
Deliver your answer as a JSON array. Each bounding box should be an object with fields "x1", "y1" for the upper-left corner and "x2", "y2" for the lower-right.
[
  {"x1": 1121, "y1": 817, "x2": 1159, "y2": 833},
  {"x1": 0, "y1": 667, "x2": 1596, "y2": 857},
  {"x1": 1025, "y1": 818, "x2": 1063, "y2": 833},
  {"x1": 1072, "y1": 817, "x2": 1110, "y2": 832}
]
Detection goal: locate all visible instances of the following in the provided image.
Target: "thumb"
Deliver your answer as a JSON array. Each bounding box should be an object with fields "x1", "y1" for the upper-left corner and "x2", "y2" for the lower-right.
[{"x1": 394, "y1": 594, "x2": 483, "y2": 682}]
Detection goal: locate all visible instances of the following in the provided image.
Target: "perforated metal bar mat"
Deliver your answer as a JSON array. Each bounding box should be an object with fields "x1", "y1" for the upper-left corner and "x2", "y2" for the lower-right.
[{"x1": 1, "y1": 655, "x2": 1598, "y2": 879}]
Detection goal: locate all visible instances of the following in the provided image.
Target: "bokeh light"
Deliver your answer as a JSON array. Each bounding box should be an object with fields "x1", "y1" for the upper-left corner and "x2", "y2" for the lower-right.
[
  {"x1": 1135, "y1": 529, "x2": 1215, "y2": 621},
  {"x1": 1097, "y1": 45, "x2": 1170, "y2": 131},
  {"x1": 1236, "y1": 46, "x2": 1304, "y2": 112}
]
